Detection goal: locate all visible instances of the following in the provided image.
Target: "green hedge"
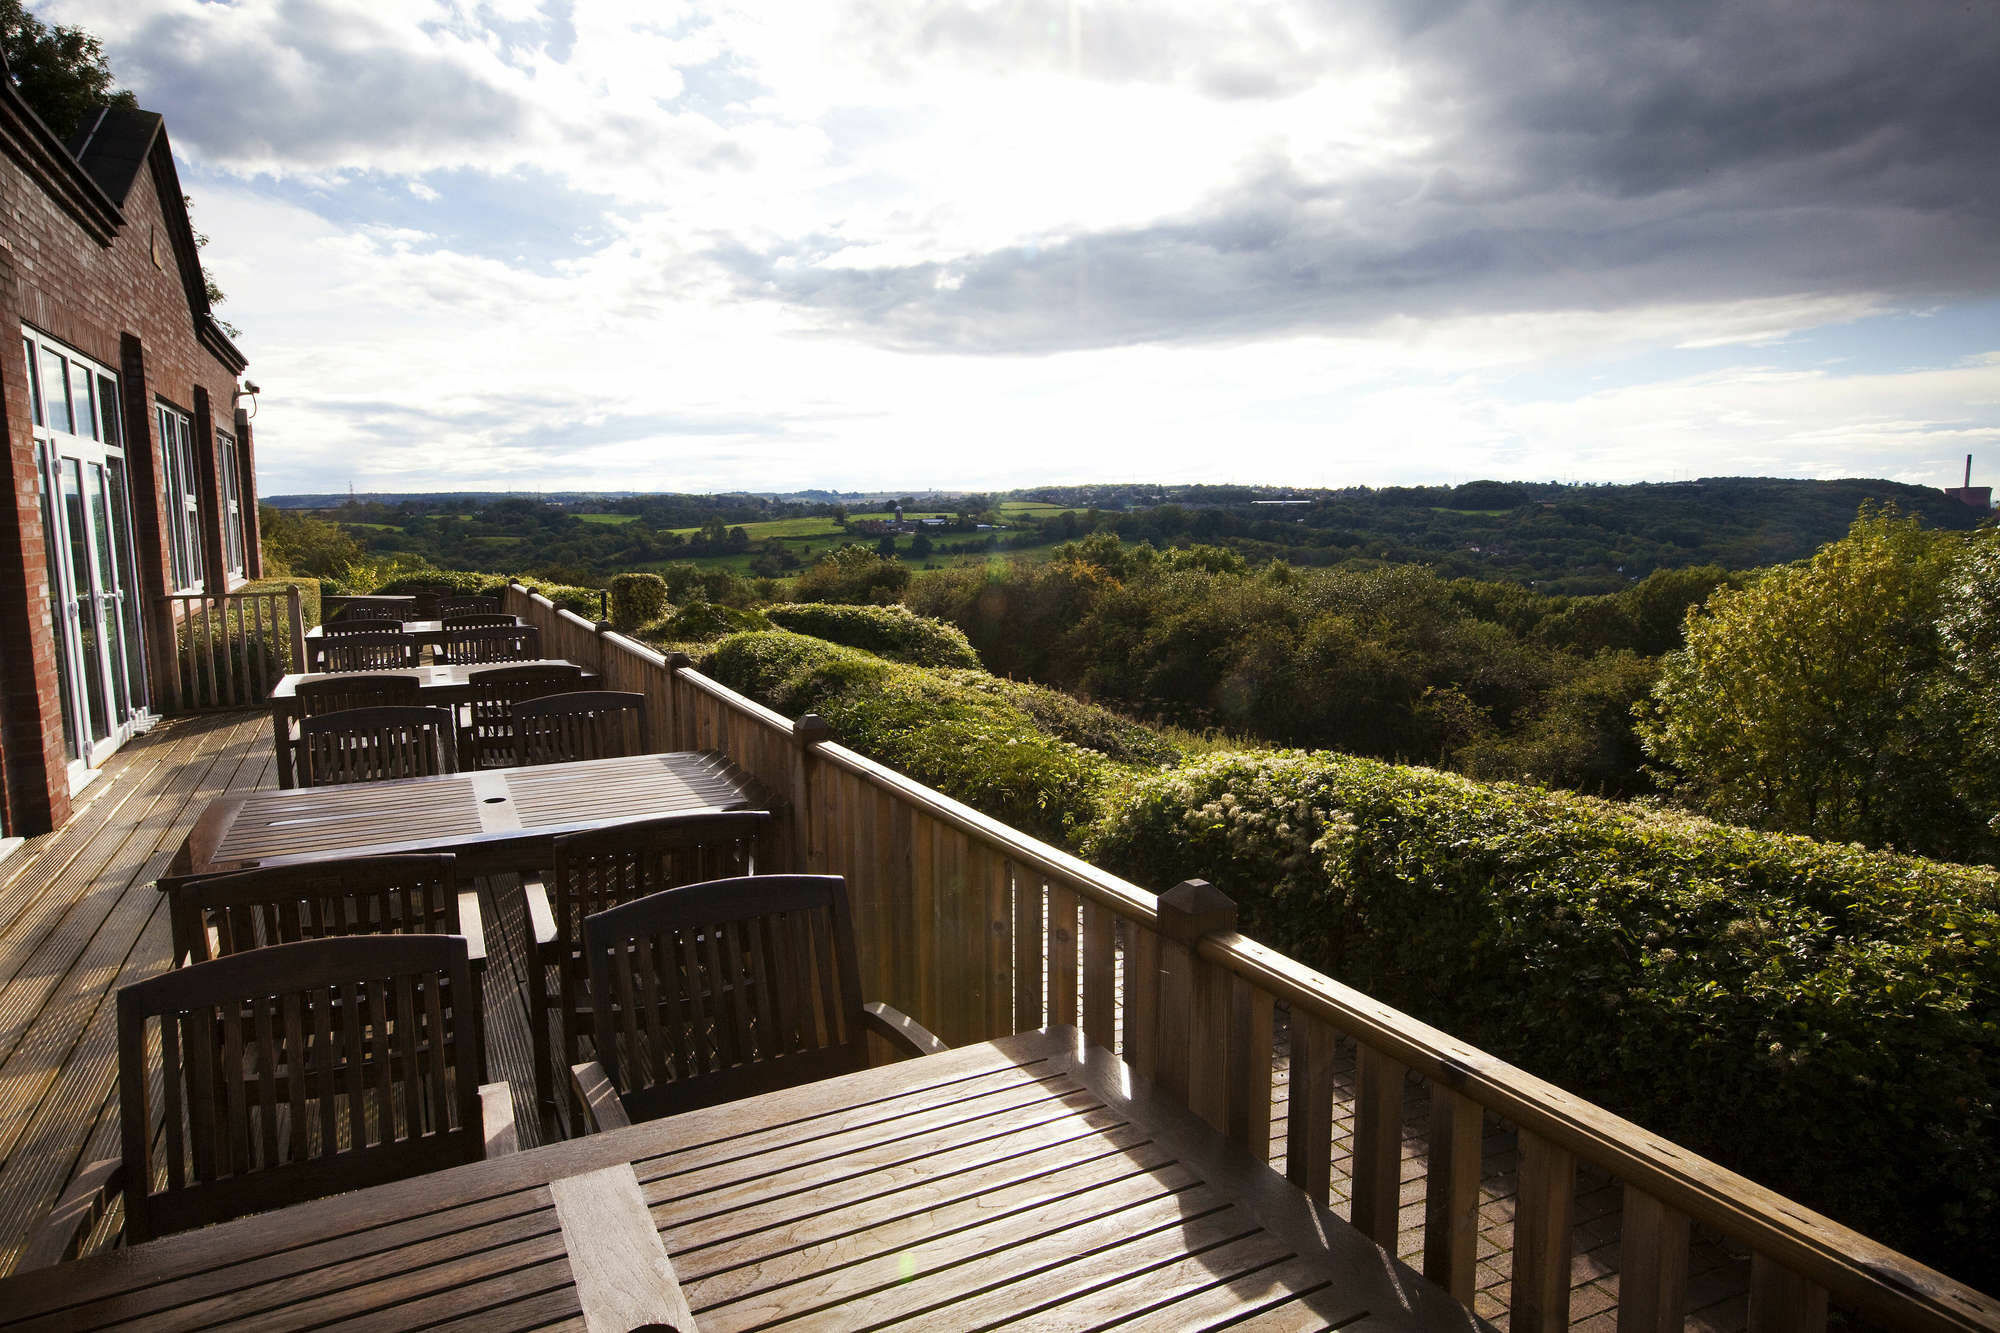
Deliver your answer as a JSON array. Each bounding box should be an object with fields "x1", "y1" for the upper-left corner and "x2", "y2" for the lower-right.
[
  {"x1": 1085, "y1": 750, "x2": 2000, "y2": 1286},
  {"x1": 641, "y1": 602, "x2": 770, "y2": 644},
  {"x1": 372, "y1": 570, "x2": 507, "y2": 599},
  {"x1": 765, "y1": 603, "x2": 982, "y2": 669},
  {"x1": 609, "y1": 573, "x2": 669, "y2": 630},
  {"x1": 706, "y1": 631, "x2": 1116, "y2": 843}
]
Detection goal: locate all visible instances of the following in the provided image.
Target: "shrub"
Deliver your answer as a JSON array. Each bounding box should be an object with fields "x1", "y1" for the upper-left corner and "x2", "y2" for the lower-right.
[
  {"x1": 942, "y1": 672, "x2": 1183, "y2": 765},
  {"x1": 791, "y1": 546, "x2": 910, "y2": 604},
  {"x1": 609, "y1": 573, "x2": 669, "y2": 630},
  {"x1": 373, "y1": 570, "x2": 507, "y2": 599},
  {"x1": 706, "y1": 631, "x2": 1116, "y2": 843},
  {"x1": 646, "y1": 601, "x2": 769, "y2": 643},
  {"x1": 1087, "y1": 750, "x2": 2000, "y2": 1286},
  {"x1": 765, "y1": 603, "x2": 981, "y2": 669}
]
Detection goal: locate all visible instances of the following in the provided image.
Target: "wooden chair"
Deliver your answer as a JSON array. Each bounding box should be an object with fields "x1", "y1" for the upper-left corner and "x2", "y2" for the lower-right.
[
  {"x1": 511, "y1": 690, "x2": 650, "y2": 767},
  {"x1": 531, "y1": 810, "x2": 773, "y2": 1118},
  {"x1": 461, "y1": 663, "x2": 585, "y2": 769},
  {"x1": 24, "y1": 935, "x2": 515, "y2": 1266},
  {"x1": 436, "y1": 596, "x2": 501, "y2": 618},
  {"x1": 570, "y1": 874, "x2": 945, "y2": 1130},
  {"x1": 306, "y1": 631, "x2": 418, "y2": 673},
  {"x1": 161, "y1": 854, "x2": 471, "y2": 967},
  {"x1": 278, "y1": 677, "x2": 426, "y2": 790},
  {"x1": 297, "y1": 706, "x2": 459, "y2": 787},
  {"x1": 295, "y1": 674, "x2": 422, "y2": 718},
  {"x1": 436, "y1": 624, "x2": 541, "y2": 665},
  {"x1": 327, "y1": 606, "x2": 402, "y2": 627},
  {"x1": 440, "y1": 613, "x2": 520, "y2": 629}
]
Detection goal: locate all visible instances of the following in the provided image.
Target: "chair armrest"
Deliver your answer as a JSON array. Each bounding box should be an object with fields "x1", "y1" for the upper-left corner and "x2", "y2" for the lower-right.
[
  {"x1": 862, "y1": 1002, "x2": 949, "y2": 1058},
  {"x1": 479, "y1": 1082, "x2": 519, "y2": 1157},
  {"x1": 457, "y1": 889, "x2": 488, "y2": 966},
  {"x1": 21, "y1": 1157, "x2": 122, "y2": 1270},
  {"x1": 523, "y1": 878, "x2": 558, "y2": 951},
  {"x1": 570, "y1": 1061, "x2": 632, "y2": 1133}
]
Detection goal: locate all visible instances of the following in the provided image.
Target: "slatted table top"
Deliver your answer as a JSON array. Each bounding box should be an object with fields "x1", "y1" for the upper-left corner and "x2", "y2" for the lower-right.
[
  {"x1": 176, "y1": 750, "x2": 768, "y2": 878},
  {"x1": 0, "y1": 1028, "x2": 1484, "y2": 1332}
]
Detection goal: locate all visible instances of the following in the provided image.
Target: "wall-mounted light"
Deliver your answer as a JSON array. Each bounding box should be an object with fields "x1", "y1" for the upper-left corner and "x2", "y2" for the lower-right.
[{"x1": 233, "y1": 380, "x2": 261, "y2": 419}]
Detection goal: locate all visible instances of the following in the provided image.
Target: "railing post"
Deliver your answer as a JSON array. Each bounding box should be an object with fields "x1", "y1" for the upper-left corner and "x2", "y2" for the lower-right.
[
  {"x1": 285, "y1": 584, "x2": 305, "y2": 675},
  {"x1": 664, "y1": 652, "x2": 692, "y2": 752},
  {"x1": 789, "y1": 713, "x2": 830, "y2": 874},
  {"x1": 1153, "y1": 880, "x2": 1237, "y2": 1118}
]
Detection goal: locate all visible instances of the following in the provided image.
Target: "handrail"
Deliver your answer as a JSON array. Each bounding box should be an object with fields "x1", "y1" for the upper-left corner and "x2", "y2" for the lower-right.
[{"x1": 501, "y1": 582, "x2": 2000, "y2": 1333}]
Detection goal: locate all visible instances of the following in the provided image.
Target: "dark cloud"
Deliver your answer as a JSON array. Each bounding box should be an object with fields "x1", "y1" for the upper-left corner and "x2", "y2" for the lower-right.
[
  {"x1": 730, "y1": 0, "x2": 2000, "y2": 352},
  {"x1": 111, "y1": 1, "x2": 536, "y2": 169}
]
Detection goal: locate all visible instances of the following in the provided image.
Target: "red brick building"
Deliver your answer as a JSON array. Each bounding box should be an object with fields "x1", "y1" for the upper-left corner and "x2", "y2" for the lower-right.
[{"x1": 0, "y1": 61, "x2": 258, "y2": 842}]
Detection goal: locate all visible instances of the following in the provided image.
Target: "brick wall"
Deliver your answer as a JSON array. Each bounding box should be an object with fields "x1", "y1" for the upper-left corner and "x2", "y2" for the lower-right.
[{"x1": 0, "y1": 116, "x2": 253, "y2": 837}]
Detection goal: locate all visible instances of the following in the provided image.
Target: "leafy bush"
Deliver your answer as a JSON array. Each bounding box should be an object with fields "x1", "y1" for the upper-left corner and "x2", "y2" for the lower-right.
[
  {"x1": 609, "y1": 572, "x2": 669, "y2": 630},
  {"x1": 643, "y1": 601, "x2": 770, "y2": 643},
  {"x1": 791, "y1": 546, "x2": 910, "y2": 604},
  {"x1": 372, "y1": 570, "x2": 508, "y2": 599},
  {"x1": 706, "y1": 631, "x2": 1117, "y2": 843},
  {"x1": 1087, "y1": 749, "x2": 2000, "y2": 1286},
  {"x1": 765, "y1": 603, "x2": 981, "y2": 669},
  {"x1": 942, "y1": 672, "x2": 1184, "y2": 765}
]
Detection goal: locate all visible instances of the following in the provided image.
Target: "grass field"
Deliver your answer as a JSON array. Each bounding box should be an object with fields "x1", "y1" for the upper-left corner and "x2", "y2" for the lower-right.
[
  {"x1": 339, "y1": 522, "x2": 402, "y2": 531},
  {"x1": 577, "y1": 512, "x2": 640, "y2": 525}
]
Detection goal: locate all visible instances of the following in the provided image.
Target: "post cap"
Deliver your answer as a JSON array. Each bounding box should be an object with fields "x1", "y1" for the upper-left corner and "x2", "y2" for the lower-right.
[
  {"x1": 795, "y1": 713, "x2": 833, "y2": 744},
  {"x1": 1156, "y1": 878, "x2": 1237, "y2": 944}
]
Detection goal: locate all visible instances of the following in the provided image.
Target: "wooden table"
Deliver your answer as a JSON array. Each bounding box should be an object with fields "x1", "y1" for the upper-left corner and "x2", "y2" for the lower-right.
[
  {"x1": 267, "y1": 660, "x2": 597, "y2": 787},
  {"x1": 0, "y1": 1028, "x2": 1486, "y2": 1331},
  {"x1": 176, "y1": 751, "x2": 769, "y2": 882}
]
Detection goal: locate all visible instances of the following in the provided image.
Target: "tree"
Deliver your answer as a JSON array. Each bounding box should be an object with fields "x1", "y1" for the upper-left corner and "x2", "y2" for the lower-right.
[
  {"x1": 1637, "y1": 510, "x2": 1992, "y2": 860},
  {"x1": 0, "y1": 0, "x2": 132, "y2": 139}
]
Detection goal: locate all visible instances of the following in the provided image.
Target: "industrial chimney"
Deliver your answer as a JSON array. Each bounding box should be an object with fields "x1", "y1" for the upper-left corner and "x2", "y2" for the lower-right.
[{"x1": 1946, "y1": 455, "x2": 1992, "y2": 510}]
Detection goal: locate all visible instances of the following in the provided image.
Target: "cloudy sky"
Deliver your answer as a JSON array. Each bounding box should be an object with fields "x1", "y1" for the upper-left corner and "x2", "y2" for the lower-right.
[{"x1": 46, "y1": 0, "x2": 2000, "y2": 496}]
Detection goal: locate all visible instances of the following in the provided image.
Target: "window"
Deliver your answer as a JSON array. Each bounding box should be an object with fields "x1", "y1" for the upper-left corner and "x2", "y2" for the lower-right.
[
  {"x1": 218, "y1": 429, "x2": 245, "y2": 578},
  {"x1": 157, "y1": 402, "x2": 206, "y2": 591}
]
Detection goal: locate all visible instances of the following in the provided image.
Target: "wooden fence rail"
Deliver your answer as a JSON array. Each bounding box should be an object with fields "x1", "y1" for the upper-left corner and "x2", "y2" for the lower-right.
[
  {"x1": 159, "y1": 587, "x2": 306, "y2": 712},
  {"x1": 504, "y1": 583, "x2": 2000, "y2": 1333}
]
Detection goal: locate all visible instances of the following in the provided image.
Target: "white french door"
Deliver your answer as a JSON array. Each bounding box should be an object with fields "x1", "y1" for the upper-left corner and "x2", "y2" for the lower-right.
[{"x1": 24, "y1": 329, "x2": 151, "y2": 781}]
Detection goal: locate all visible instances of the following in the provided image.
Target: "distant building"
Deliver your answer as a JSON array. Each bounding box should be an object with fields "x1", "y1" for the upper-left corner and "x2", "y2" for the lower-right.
[
  {"x1": 0, "y1": 59, "x2": 257, "y2": 839},
  {"x1": 1944, "y1": 455, "x2": 1991, "y2": 510}
]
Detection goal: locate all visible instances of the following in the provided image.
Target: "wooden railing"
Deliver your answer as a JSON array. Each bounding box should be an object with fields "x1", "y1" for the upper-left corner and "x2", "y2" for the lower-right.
[
  {"x1": 505, "y1": 583, "x2": 2000, "y2": 1333},
  {"x1": 159, "y1": 586, "x2": 306, "y2": 712}
]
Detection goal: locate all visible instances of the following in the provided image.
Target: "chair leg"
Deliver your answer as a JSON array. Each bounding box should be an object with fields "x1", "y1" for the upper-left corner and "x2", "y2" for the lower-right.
[{"x1": 529, "y1": 961, "x2": 555, "y2": 1125}]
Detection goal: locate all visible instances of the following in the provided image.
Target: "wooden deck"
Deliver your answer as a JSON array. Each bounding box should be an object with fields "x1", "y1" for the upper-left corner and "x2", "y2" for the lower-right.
[{"x1": 0, "y1": 710, "x2": 1756, "y2": 1329}]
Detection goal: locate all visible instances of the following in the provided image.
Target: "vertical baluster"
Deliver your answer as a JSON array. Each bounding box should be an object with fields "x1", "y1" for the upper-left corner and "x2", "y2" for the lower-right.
[
  {"x1": 1351, "y1": 1045, "x2": 1407, "y2": 1248},
  {"x1": 1618, "y1": 1188, "x2": 1690, "y2": 1333},
  {"x1": 1424, "y1": 1085, "x2": 1483, "y2": 1301},
  {"x1": 1749, "y1": 1255, "x2": 1828, "y2": 1333},
  {"x1": 1046, "y1": 885, "x2": 1078, "y2": 1029},
  {"x1": 1511, "y1": 1128, "x2": 1577, "y2": 1333},
  {"x1": 1226, "y1": 977, "x2": 1274, "y2": 1160},
  {"x1": 1081, "y1": 898, "x2": 1115, "y2": 1052},
  {"x1": 1126, "y1": 925, "x2": 1161, "y2": 1080},
  {"x1": 983, "y1": 848, "x2": 1013, "y2": 1040},
  {"x1": 1285, "y1": 1008, "x2": 1336, "y2": 1200},
  {"x1": 1011, "y1": 862, "x2": 1042, "y2": 1033}
]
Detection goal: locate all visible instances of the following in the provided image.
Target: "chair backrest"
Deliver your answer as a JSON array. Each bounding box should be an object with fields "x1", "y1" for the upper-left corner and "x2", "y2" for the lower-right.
[
  {"x1": 436, "y1": 596, "x2": 501, "y2": 618},
  {"x1": 462, "y1": 663, "x2": 585, "y2": 768},
  {"x1": 297, "y1": 706, "x2": 459, "y2": 787},
  {"x1": 585, "y1": 874, "x2": 866, "y2": 1121},
  {"x1": 117, "y1": 935, "x2": 485, "y2": 1244},
  {"x1": 295, "y1": 674, "x2": 423, "y2": 719},
  {"x1": 164, "y1": 854, "x2": 460, "y2": 964},
  {"x1": 328, "y1": 604, "x2": 403, "y2": 625},
  {"x1": 307, "y1": 631, "x2": 418, "y2": 673},
  {"x1": 511, "y1": 690, "x2": 650, "y2": 766},
  {"x1": 440, "y1": 613, "x2": 519, "y2": 629},
  {"x1": 436, "y1": 624, "x2": 541, "y2": 665},
  {"x1": 321, "y1": 617, "x2": 405, "y2": 637},
  {"x1": 552, "y1": 811, "x2": 771, "y2": 953}
]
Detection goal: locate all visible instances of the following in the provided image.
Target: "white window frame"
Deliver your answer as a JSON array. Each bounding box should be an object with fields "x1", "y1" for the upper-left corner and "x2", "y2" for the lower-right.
[
  {"x1": 157, "y1": 401, "x2": 206, "y2": 592},
  {"x1": 218, "y1": 428, "x2": 245, "y2": 579}
]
